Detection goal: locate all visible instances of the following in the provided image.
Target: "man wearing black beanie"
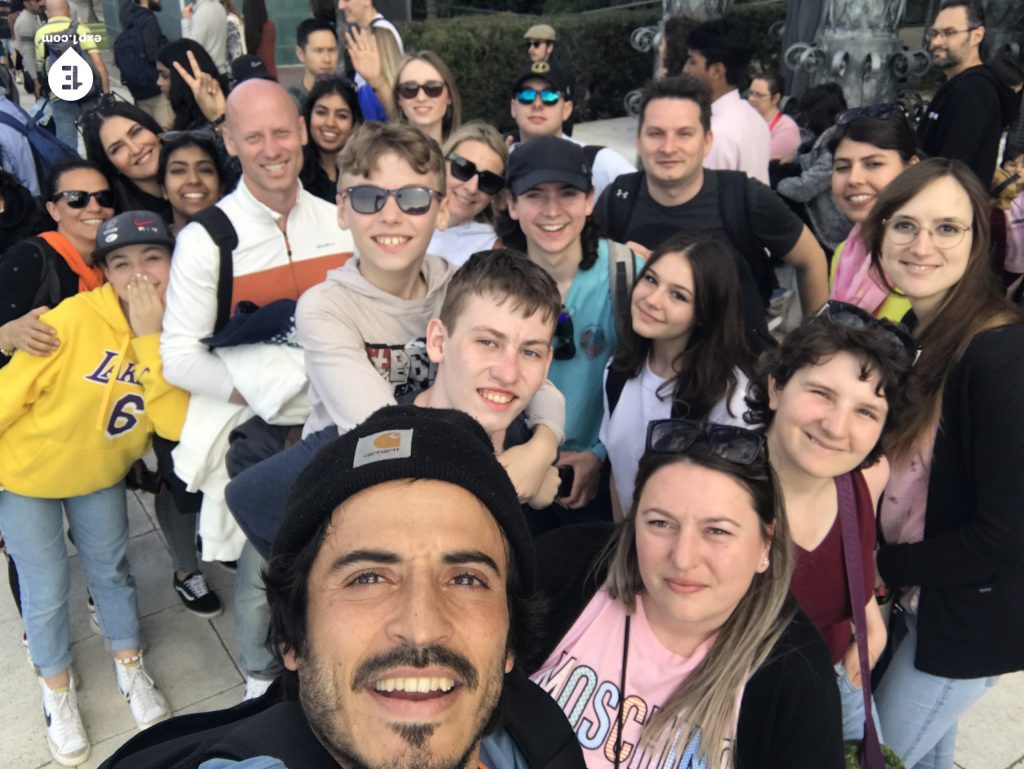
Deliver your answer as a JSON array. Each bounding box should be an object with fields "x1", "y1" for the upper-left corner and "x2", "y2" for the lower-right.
[{"x1": 99, "y1": 406, "x2": 584, "y2": 769}]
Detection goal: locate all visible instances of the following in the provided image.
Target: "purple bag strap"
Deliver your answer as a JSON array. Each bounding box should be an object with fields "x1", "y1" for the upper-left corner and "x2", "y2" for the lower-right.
[{"x1": 836, "y1": 472, "x2": 885, "y2": 769}]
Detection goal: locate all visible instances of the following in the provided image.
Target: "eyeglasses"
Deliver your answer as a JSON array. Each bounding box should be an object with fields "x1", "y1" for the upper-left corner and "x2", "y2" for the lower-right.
[
  {"x1": 552, "y1": 306, "x2": 575, "y2": 360},
  {"x1": 50, "y1": 189, "x2": 116, "y2": 209},
  {"x1": 646, "y1": 419, "x2": 766, "y2": 465},
  {"x1": 515, "y1": 88, "x2": 560, "y2": 106},
  {"x1": 160, "y1": 128, "x2": 217, "y2": 142},
  {"x1": 816, "y1": 300, "x2": 922, "y2": 365},
  {"x1": 837, "y1": 102, "x2": 903, "y2": 125},
  {"x1": 527, "y1": 40, "x2": 548, "y2": 49},
  {"x1": 397, "y1": 80, "x2": 446, "y2": 100},
  {"x1": 448, "y1": 153, "x2": 505, "y2": 195},
  {"x1": 343, "y1": 185, "x2": 441, "y2": 215},
  {"x1": 925, "y1": 26, "x2": 978, "y2": 43},
  {"x1": 882, "y1": 216, "x2": 972, "y2": 250}
]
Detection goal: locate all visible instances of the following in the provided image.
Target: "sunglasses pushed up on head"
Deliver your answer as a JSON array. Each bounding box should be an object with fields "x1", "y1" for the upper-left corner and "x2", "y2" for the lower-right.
[{"x1": 815, "y1": 300, "x2": 922, "y2": 365}]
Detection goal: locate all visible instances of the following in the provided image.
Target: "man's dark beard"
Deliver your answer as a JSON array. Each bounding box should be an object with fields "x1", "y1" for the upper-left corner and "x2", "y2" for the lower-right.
[{"x1": 298, "y1": 644, "x2": 503, "y2": 769}]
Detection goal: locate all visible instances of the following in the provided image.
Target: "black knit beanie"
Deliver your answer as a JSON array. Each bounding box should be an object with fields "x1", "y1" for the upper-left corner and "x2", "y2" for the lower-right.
[{"x1": 273, "y1": 405, "x2": 536, "y2": 593}]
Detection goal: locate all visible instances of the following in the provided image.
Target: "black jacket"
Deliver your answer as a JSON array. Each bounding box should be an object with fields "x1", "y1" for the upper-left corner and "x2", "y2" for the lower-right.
[
  {"x1": 530, "y1": 524, "x2": 845, "y2": 769},
  {"x1": 99, "y1": 674, "x2": 586, "y2": 769},
  {"x1": 878, "y1": 323, "x2": 1024, "y2": 679},
  {"x1": 919, "y1": 64, "x2": 1020, "y2": 185}
]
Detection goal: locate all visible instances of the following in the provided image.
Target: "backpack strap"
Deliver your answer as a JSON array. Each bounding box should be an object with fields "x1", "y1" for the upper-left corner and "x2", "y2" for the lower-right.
[
  {"x1": 604, "y1": 366, "x2": 629, "y2": 418},
  {"x1": 599, "y1": 171, "x2": 643, "y2": 243},
  {"x1": 605, "y1": 239, "x2": 636, "y2": 342},
  {"x1": 27, "y1": 237, "x2": 62, "y2": 309},
  {"x1": 190, "y1": 206, "x2": 238, "y2": 335},
  {"x1": 583, "y1": 144, "x2": 604, "y2": 172}
]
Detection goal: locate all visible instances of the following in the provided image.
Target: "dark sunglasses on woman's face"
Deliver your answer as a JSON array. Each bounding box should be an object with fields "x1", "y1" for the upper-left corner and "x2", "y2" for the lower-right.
[
  {"x1": 448, "y1": 153, "x2": 505, "y2": 195},
  {"x1": 397, "y1": 80, "x2": 446, "y2": 100},
  {"x1": 51, "y1": 189, "x2": 116, "y2": 209},
  {"x1": 343, "y1": 185, "x2": 441, "y2": 215},
  {"x1": 646, "y1": 419, "x2": 766, "y2": 465}
]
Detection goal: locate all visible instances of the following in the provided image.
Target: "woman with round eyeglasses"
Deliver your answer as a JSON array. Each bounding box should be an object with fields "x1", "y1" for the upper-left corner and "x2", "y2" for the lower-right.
[
  {"x1": 299, "y1": 75, "x2": 364, "y2": 204},
  {"x1": 428, "y1": 121, "x2": 507, "y2": 265},
  {"x1": 79, "y1": 97, "x2": 172, "y2": 221},
  {"x1": 828, "y1": 108, "x2": 920, "y2": 322},
  {"x1": 0, "y1": 159, "x2": 114, "y2": 366},
  {"x1": 392, "y1": 51, "x2": 461, "y2": 146},
  {"x1": 529, "y1": 421, "x2": 845, "y2": 769},
  {"x1": 860, "y1": 159, "x2": 1024, "y2": 769},
  {"x1": 748, "y1": 307, "x2": 915, "y2": 743},
  {"x1": 747, "y1": 71, "x2": 800, "y2": 162}
]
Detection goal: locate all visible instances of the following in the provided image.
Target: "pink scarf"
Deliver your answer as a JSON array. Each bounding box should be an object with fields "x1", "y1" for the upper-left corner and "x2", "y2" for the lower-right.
[{"x1": 830, "y1": 224, "x2": 891, "y2": 315}]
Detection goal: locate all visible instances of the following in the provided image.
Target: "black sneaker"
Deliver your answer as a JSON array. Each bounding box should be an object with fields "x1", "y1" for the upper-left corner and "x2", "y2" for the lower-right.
[{"x1": 173, "y1": 572, "x2": 223, "y2": 618}]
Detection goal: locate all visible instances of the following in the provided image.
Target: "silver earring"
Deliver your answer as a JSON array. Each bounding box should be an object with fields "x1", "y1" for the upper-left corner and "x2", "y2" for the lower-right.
[{"x1": 761, "y1": 556, "x2": 770, "y2": 570}]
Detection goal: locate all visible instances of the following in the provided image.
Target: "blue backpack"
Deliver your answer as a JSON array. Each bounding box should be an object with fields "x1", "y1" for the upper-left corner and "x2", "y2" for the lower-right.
[{"x1": 0, "y1": 104, "x2": 79, "y2": 181}]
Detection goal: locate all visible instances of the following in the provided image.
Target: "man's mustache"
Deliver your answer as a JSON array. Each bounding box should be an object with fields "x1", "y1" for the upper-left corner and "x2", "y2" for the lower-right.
[{"x1": 351, "y1": 645, "x2": 479, "y2": 691}]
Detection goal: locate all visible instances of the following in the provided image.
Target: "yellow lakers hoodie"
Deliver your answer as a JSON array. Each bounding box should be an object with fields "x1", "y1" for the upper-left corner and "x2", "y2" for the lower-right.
[{"x1": 0, "y1": 283, "x2": 189, "y2": 498}]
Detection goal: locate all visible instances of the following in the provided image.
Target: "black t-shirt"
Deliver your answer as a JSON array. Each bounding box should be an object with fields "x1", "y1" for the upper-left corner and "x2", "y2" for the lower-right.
[
  {"x1": 594, "y1": 170, "x2": 803, "y2": 262},
  {"x1": 594, "y1": 171, "x2": 805, "y2": 343}
]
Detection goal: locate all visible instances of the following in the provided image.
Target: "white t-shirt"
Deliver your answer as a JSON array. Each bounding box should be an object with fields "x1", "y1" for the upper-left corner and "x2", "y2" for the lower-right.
[
  {"x1": 600, "y1": 360, "x2": 750, "y2": 513},
  {"x1": 427, "y1": 221, "x2": 498, "y2": 267}
]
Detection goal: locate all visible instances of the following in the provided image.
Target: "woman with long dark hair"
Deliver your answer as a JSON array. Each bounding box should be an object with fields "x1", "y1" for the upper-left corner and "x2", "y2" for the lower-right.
[
  {"x1": 299, "y1": 75, "x2": 363, "y2": 203},
  {"x1": 156, "y1": 39, "x2": 231, "y2": 132},
  {"x1": 602, "y1": 234, "x2": 754, "y2": 519},
  {"x1": 863, "y1": 158, "x2": 1024, "y2": 768},
  {"x1": 158, "y1": 130, "x2": 227, "y2": 235},
  {"x1": 79, "y1": 97, "x2": 171, "y2": 220},
  {"x1": 828, "y1": 109, "x2": 920, "y2": 320}
]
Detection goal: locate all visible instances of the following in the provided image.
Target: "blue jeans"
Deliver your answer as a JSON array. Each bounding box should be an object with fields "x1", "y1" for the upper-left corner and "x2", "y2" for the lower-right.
[
  {"x1": 234, "y1": 540, "x2": 279, "y2": 680},
  {"x1": 835, "y1": 660, "x2": 883, "y2": 742},
  {"x1": 876, "y1": 615, "x2": 999, "y2": 769},
  {"x1": 225, "y1": 426, "x2": 338, "y2": 560},
  {"x1": 0, "y1": 483, "x2": 140, "y2": 677},
  {"x1": 49, "y1": 96, "x2": 94, "y2": 154}
]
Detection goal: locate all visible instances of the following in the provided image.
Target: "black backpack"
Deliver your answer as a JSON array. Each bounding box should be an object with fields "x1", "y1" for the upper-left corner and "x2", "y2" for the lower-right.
[
  {"x1": 600, "y1": 169, "x2": 777, "y2": 349},
  {"x1": 190, "y1": 206, "x2": 238, "y2": 338},
  {"x1": 113, "y1": 11, "x2": 161, "y2": 101}
]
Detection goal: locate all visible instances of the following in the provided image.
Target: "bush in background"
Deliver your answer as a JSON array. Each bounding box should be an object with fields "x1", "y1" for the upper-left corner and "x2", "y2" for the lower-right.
[
  {"x1": 398, "y1": 9, "x2": 660, "y2": 131},
  {"x1": 397, "y1": 2, "x2": 786, "y2": 131}
]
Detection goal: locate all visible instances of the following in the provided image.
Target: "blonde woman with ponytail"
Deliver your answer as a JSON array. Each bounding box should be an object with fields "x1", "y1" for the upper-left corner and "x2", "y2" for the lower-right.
[{"x1": 528, "y1": 425, "x2": 844, "y2": 769}]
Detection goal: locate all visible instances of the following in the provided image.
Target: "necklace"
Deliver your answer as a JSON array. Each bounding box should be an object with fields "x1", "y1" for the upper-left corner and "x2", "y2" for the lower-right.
[{"x1": 614, "y1": 615, "x2": 632, "y2": 769}]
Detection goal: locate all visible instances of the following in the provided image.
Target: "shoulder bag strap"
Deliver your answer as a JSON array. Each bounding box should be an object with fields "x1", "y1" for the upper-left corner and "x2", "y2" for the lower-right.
[
  {"x1": 190, "y1": 206, "x2": 238, "y2": 335},
  {"x1": 836, "y1": 473, "x2": 885, "y2": 769}
]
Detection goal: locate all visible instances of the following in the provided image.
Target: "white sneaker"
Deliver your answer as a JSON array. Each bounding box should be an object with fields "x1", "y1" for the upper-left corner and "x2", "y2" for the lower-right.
[
  {"x1": 115, "y1": 655, "x2": 170, "y2": 729},
  {"x1": 40, "y1": 678, "x2": 90, "y2": 766},
  {"x1": 243, "y1": 675, "x2": 274, "y2": 701}
]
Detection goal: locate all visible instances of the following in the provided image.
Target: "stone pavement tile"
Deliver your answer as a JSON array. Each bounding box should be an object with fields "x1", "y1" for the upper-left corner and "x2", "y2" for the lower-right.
[
  {"x1": 954, "y1": 670, "x2": 1024, "y2": 769},
  {"x1": 0, "y1": 616, "x2": 54, "y2": 769},
  {"x1": 68, "y1": 529, "x2": 175, "y2": 646}
]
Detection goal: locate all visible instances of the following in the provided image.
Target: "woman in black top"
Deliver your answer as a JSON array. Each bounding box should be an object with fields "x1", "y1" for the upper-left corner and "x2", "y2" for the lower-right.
[
  {"x1": 0, "y1": 158, "x2": 113, "y2": 366},
  {"x1": 299, "y1": 75, "x2": 363, "y2": 204},
  {"x1": 863, "y1": 158, "x2": 1024, "y2": 769},
  {"x1": 79, "y1": 98, "x2": 172, "y2": 221}
]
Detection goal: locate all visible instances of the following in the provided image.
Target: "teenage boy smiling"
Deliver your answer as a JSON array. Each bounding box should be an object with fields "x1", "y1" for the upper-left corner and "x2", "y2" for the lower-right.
[{"x1": 225, "y1": 122, "x2": 564, "y2": 558}]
